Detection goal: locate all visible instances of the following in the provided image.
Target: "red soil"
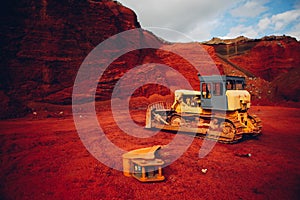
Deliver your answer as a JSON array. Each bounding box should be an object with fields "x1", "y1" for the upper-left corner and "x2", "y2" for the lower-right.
[{"x1": 1, "y1": 102, "x2": 299, "y2": 199}]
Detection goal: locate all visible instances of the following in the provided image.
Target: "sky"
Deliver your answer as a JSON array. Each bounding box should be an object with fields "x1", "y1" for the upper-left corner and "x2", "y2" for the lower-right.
[{"x1": 117, "y1": 0, "x2": 300, "y2": 42}]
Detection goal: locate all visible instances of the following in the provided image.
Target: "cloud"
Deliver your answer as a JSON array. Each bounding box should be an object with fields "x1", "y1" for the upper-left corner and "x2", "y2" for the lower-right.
[
  {"x1": 118, "y1": 0, "x2": 300, "y2": 41},
  {"x1": 118, "y1": 0, "x2": 239, "y2": 41},
  {"x1": 257, "y1": 9, "x2": 300, "y2": 35},
  {"x1": 223, "y1": 25, "x2": 258, "y2": 38},
  {"x1": 223, "y1": 8, "x2": 300, "y2": 39},
  {"x1": 230, "y1": 0, "x2": 270, "y2": 18},
  {"x1": 187, "y1": 20, "x2": 220, "y2": 41},
  {"x1": 271, "y1": 9, "x2": 300, "y2": 31},
  {"x1": 287, "y1": 23, "x2": 300, "y2": 40},
  {"x1": 258, "y1": 17, "x2": 271, "y2": 31}
]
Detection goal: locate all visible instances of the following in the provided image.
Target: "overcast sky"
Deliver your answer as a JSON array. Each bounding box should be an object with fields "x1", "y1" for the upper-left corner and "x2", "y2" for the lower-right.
[{"x1": 117, "y1": 0, "x2": 300, "y2": 42}]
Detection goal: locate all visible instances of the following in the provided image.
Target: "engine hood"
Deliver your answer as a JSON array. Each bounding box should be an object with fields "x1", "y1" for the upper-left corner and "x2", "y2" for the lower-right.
[{"x1": 226, "y1": 90, "x2": 251, "y2": 111}]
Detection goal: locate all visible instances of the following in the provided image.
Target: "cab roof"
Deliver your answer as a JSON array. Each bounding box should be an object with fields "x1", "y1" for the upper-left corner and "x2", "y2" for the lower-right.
[{"x1": 198, "y1": 75, "x2": 245, "y2": 82}]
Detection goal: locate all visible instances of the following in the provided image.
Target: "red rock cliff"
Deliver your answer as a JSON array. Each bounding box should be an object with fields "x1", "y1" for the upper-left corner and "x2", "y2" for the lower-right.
[
  {"x1": 204, "y1": 36, "x2": 300, "y2": 105},
  {"x1": 1, "y1": 1, "x2": 299, "y2": 118},
  {"x1": 0, "y1": 0, "x2": 143, "y2": 118}
]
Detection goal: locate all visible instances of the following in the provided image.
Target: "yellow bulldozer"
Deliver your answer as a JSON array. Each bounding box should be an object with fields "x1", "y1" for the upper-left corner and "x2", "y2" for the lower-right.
[{"x1": 145, "y1": 75, "x2": 262, "y2": 143}]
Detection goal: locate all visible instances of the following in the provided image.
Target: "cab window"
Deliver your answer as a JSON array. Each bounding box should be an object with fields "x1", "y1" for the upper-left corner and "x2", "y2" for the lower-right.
[
  {"x1": 202, "y1": 83, "x2": 211, "y2": 99},
  {"x1": 226, "y1": 80, "x2": 234, "y2": 90},
  {"x1": 213, "y1": 82, "x2": 223, "y2": 96},
  {"x1": 236, "y1": 81, "x2": 245, "y2": 90},
  {"x1": 226, "y1": 80, "x2": 245, "y2": 90}
]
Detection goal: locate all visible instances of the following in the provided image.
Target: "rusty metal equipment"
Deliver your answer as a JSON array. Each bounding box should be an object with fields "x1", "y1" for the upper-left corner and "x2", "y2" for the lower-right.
[{"x1": 122, "y1": 145, "x2": 165, "y2": 182}]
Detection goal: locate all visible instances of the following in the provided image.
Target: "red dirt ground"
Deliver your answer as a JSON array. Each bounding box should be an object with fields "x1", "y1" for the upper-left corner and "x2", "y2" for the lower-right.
[{"x1": 1, "y1": 103, "x2": 299, "y2": 200}]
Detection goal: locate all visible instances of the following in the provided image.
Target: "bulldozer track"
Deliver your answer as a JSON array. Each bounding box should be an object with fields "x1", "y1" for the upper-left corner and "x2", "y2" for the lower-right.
[{"x1": 149, "y1": 111, "x2": 262, "y2": 143}]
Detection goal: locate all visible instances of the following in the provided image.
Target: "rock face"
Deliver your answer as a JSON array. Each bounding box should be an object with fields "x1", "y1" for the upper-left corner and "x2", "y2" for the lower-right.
[
  {"x1": 204, "y1": 36, "x2": 300, "y2": 104},
  {"x1": 1, "y1": 1, "x2": 299, "y2": 118},
  {"x1": 204, "y1": 36, "x2": 300, "y2": 81},
  {"x1": 0, "y1": 0, "x2": 143, "y2": 118},
  {"x1": 0, "y1": 0, "x2": 224, "y2": 119}
]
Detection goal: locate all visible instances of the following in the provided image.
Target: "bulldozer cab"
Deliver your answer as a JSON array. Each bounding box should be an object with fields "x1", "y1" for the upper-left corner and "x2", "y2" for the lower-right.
[{"x1": 198, "y1": 75, "x2": 247, "y2": 110}]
